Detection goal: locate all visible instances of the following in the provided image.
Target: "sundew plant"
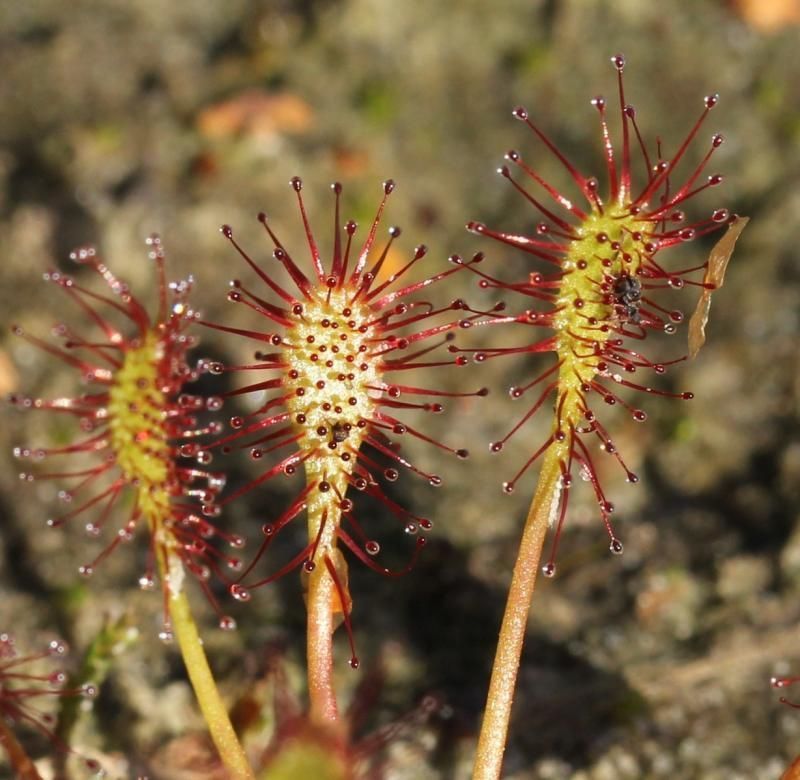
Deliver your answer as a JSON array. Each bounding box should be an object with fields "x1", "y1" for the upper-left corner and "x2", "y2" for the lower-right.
[
  {"x1": 3, "y1": 49, "x2": 758, "y2": 780},
  {"x1": 203, "y1": 177, "x2": 485, "y2": 731},
  {"x1": 10, "y1": 241, "x2": 252, "y2": 777},
  {"x1": 468, "y1": 55, "x2": 746, "y2": 779}
]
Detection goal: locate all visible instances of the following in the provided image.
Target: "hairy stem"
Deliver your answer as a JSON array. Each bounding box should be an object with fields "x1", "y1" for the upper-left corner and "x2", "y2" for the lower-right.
[
  {"x1": 473, "y1": 449, "x2": 561, "y2": 780},
  {"x1": 162, "y1": 554, "x2": 254, "y2": 780},
  {"x1": 0, "y1": 716, "x2": 43, "y2": 780}
]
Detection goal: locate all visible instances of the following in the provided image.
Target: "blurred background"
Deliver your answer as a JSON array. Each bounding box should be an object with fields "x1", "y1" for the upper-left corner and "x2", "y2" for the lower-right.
[{"x1": 1, "y1": 1, "x2": 799, "y2": 778}]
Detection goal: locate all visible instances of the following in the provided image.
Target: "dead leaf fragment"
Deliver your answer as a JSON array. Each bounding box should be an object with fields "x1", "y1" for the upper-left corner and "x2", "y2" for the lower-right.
[
  {"x1": 149, "y1": 733, "x2": 228, "y2": 780},
  {"x1": 688, "y1": 215, "x2": 749, "y2": 359},
  {"x1": 782, "y1": 753, "x2": 800, "y2": 780},
  {"x1": 197, "y1": 90, "x2": 314, "y2": 141},
  {"x1": 733, "y1": 0, "x2": 800, "y2": 32},
  {"x1": 0, "y1": 348, "x2": 19, "y2": 395}
]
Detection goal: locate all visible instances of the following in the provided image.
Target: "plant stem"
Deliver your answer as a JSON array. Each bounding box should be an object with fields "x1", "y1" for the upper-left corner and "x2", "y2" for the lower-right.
[
  {"x1": 0, "y1": 717, "x2": 43, "y2": 780},
  {"x1": 305, "y1": 491, "x2": 345, "y2": 727},
  {"x1": 306, "y1": 562, "x2": 339, "y2": 724},
  {"x1": 473, "y1": 449, "x2": 562, "y2": 780},
  {"x1": 164, "y1": 559, "x2": 254, "y2": 780}
]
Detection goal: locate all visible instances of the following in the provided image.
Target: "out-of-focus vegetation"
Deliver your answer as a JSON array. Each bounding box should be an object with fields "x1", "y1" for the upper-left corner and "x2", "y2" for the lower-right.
[{"x1": 1, "y1": 1, "x2": 799, "y2": 777}]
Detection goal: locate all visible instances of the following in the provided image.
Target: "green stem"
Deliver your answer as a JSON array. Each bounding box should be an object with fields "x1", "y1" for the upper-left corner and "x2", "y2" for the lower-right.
[
  {"x1": 0, "y1": 716, "x2": 43, "y2": 780},
  {"x1": 168, "y1": 586, "x2": 254, "y2": 779},
  {"x1": 473, "y1": 449, "x2": 561, "y2": 780}
]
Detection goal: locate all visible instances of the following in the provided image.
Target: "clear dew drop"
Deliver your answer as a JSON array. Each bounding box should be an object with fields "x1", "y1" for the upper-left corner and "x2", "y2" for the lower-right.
[
  {"x1": 230, "y1": 584, "x2": 251, "y2": 602},
  {"x1": 219, "y1": 616, "x2": 237, "y2": 631},
  {"x1": 610, "y1": 538, "x2": 624, "y2": 555},
  {"x1": 158, "y1": 629, "x2": 174, "y2": 644},
  {"x1": 229, "y1": 534, "x2": 245, "y2": 549},
  {"x1": 118, "y1": 527, "x2": 134, "y2": 542},
  {"x1": 365, "y1": 540, "x2": 381, "y2": 556},
  {"x1": 542, "y1": 562, "x2": 557, "y2": 578},
  {"x1": 48, "y1": 639, "x2": 68, "y2": 656},
  {"x1": 208, "y1": 474, "x2": 227, "y2": 492},
  {"x1": 139, "y1": 575, "x2": 155, "y2": 591}
]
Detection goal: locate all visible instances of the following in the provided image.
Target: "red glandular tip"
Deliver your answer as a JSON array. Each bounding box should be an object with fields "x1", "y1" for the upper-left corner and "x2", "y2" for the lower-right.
[{"x1": 773, "y1": 675, "x2": 800, "y2": 708}]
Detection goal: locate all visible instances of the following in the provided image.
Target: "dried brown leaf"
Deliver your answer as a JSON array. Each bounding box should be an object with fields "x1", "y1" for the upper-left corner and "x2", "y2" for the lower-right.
[
  {"x1": 733, "y1": 0, "x2": 800, "y2": 32},
  {"x1": 197, "y1": 90, "x2": 314, "y2": 140},
  {"x1": 149, "y1": 733, "x2": 229, "y2": 780},
  {"x1": 0, "y1": 348, "x2": 19, "y2": 395},
  {"x1": 782, "y1": 753, "x2": 800, "y2": 780},
  {"x1": 688, "y1": 215, "x2": 749, "y2": 359}
]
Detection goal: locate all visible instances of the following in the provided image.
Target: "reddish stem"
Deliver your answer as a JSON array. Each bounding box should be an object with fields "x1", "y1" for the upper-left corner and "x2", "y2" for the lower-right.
[
  {"x1": 473, "y1": 448, "x2": 561, "y2": 780},
  {"x1": 0, "y1": 716, "x2": 43, "y2": 780},
  {"x1": 307, "y1": 560, "x2": 340, "y2": 724}
]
